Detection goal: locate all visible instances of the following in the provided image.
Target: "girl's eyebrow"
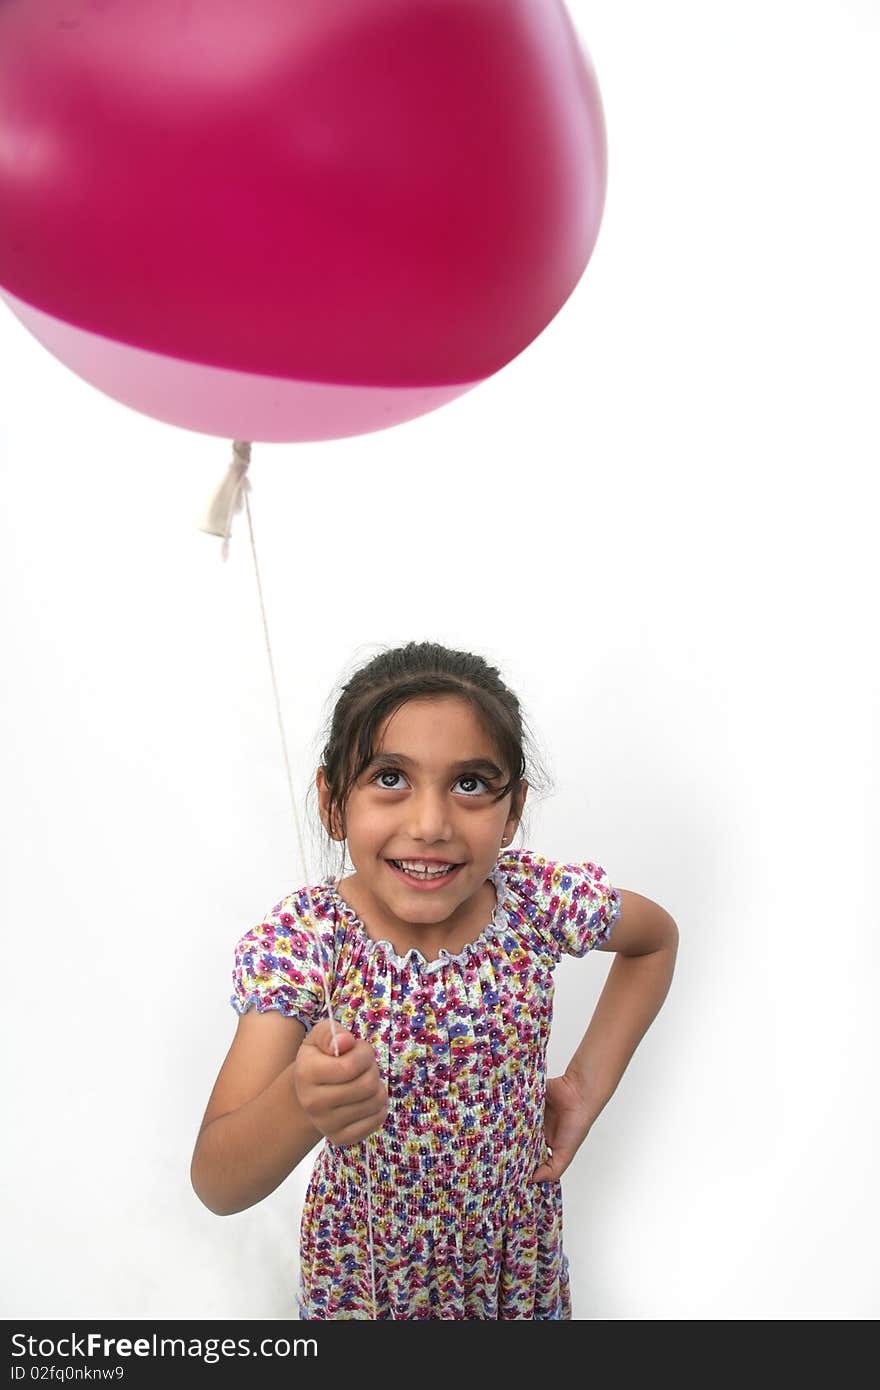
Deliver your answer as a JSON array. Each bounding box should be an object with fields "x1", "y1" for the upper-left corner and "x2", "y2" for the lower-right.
[{"x1": 365, "y1": 752, "x2": 504, "y2": 778}]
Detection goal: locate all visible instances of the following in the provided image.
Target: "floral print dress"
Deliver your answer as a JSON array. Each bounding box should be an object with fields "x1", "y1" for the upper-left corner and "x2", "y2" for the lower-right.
[{"x1": 230, "y1": 848, "x2": 621, "y2": 1320}]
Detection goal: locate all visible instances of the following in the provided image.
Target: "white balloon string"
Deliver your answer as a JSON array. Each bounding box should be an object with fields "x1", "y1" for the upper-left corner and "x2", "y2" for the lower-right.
[
  {"x1": 365, "y1": 1142, "x2": 378, "y2": 1318},
  {"x1": 203, "y1": 440, "x2": 381, "y2": 1321}
]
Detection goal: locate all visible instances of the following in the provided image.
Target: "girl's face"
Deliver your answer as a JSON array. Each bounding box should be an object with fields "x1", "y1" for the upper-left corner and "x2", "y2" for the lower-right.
[{"x1": 318, "y1": 696, "x2": 525, "y2": 932}]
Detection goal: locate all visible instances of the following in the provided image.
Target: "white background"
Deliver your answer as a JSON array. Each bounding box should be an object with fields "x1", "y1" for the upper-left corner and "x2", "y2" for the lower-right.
[{"x1": 1, "y1": 0, "x2": 877, "y2": 1320}]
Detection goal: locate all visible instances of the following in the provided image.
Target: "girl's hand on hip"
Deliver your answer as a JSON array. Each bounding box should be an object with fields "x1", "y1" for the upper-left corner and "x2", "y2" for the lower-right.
[
  {"x1": 293, "y1": 1017, "x2": 388, "y2": 1146},
  {"x1": 530, "y1": 1073, "x2": 594, "y2": 1183}
]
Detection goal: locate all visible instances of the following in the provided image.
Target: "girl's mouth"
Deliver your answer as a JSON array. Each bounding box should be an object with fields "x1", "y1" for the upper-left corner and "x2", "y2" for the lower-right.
[{"x1": 386, "y1": 860, "x2": 464, "y2": 889}]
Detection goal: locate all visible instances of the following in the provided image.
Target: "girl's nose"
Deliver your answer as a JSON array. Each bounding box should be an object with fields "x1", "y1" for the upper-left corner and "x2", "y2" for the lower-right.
[{"x1": 406, "y1": 793, "x2": 454, "y2": 841}]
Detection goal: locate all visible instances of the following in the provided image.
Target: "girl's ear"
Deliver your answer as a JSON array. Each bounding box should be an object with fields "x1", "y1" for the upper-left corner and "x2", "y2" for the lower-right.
[
  {"x1": 502, "y1": 781, "x2": 528, "y2": 844},
  {"x1": 315, "y1": 766, "x2": 332, "y2": 835},
  {"x1": 316, "y1": 766, "x2": 346, "y2": 841}
]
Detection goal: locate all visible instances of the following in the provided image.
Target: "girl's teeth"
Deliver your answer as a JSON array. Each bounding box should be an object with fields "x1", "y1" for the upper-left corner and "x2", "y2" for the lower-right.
[{"x1": 394, "y1": 861, "x2": 455, "y2": 879}]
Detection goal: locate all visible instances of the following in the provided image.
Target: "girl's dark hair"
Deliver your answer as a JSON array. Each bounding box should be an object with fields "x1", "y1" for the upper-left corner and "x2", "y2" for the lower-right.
[{"x1": 309, "y1": 641, "x2": 553, "y2": 880}]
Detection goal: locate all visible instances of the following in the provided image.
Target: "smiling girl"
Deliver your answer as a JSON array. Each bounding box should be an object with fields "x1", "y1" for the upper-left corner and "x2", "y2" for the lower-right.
[{"x1": 190, "y1": 641, "x2": 678, "y2": 1319}]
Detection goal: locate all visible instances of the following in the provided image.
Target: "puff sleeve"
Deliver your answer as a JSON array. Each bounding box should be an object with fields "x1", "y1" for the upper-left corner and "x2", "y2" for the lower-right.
[
  {"x1": 501, "y1": 849, "x2": 622, "y2": 961},
  {"x1": 229, "y1": 889, "x2": 335, "y2": 1033}
]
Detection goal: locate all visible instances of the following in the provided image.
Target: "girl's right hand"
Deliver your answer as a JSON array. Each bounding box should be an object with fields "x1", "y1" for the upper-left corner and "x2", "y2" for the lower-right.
[{"x1": 292, "y1": 1018, "x2": 389, "y2": 1146}]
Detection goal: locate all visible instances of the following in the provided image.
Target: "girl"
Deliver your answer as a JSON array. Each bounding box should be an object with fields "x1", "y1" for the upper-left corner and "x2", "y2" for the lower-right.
[{"x1": 190, "y1": 641, "x2": 678, "y2": 1319}]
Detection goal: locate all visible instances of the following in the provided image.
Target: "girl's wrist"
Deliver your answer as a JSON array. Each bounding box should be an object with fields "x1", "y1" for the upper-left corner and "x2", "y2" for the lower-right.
[{"x1": 563, "y1": 1064, "x2": 609, "y2": 1127}]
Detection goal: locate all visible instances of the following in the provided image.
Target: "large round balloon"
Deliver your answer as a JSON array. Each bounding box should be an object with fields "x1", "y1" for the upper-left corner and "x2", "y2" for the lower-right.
[{"x1": 0, "y1": 0, "x2": 606, "y2": 442}]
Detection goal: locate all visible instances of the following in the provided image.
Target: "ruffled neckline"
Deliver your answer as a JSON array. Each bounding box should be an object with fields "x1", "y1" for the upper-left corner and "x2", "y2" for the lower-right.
[{"x1": 322, "y1": 861, "x2": 513, "y2": 975}]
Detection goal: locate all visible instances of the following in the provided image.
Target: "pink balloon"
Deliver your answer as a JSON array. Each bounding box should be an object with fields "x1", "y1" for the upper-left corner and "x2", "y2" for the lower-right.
[
  {"x1": 0, "y1": 0, "x2": 606, "y2": 442},
  {"x1": 0, "y1": 287, "x2": 477, "y2": 443}
]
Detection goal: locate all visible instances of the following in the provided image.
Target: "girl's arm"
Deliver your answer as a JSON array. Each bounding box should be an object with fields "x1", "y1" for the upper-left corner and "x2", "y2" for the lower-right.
[
  {"x1": 568, "y1": 889, "x2": 678, "y2": 1118},
  {"x1": 532, "y1": 890, "x2": 678, "y2": 1183},
  {"x1": 191, "y1": 1012, "x2": 388, "y2": 1216},
  {"x1": 190, "y1": 1010, "x2": 324, "y2": 1216}
]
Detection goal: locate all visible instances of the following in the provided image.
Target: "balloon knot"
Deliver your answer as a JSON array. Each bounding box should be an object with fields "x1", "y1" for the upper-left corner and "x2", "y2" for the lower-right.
[{"x1": 198, "y1": 439, "x2": 253, "y2": 559}]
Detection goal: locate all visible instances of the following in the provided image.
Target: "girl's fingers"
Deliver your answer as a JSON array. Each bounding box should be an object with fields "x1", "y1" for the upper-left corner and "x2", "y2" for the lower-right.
[
  {"x1": 530, "y1": 1166, "x2": 554, "y2": 1183},
  {"x1": 331, "y1": 1100, "x2": 390, "y2": 1147},
  {"x1": 300, "y1": 1041, "x2": 379, "y2": 1088},
  {"x1": 304, "y1": 1020, "x2": 356, "y2": 1056},
  {"x1": 318, "y1": 1067, "x2": 384, "y2": 1105},
  {"x1": 530, "y1": 1162, "x2": 563, "y2": 1183},
  {"x1": 322, "y1": 1092, "x2": 388, "y2": 1133},
  {"x1": 530, "y1": 1145, "x2": 574, "y2": 1182}
]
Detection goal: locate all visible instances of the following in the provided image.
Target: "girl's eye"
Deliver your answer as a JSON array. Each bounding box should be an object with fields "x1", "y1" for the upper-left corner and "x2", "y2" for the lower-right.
[
  {"x1": 456, "y1": 775, "x2": 486, "y2": 795},
  {"x1": 372, "y1": 768, "x2": 488, "y2": 796}
]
